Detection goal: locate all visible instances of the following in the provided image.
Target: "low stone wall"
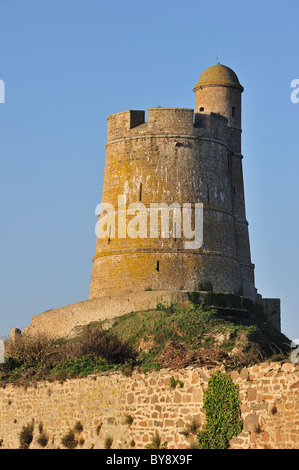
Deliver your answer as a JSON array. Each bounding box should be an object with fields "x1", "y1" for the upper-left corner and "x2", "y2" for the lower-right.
[
  {"x1": 21, "y1": 290, "x2": 281, "y2": 340},
  {"x1": 23, "y1": 291, "x2": 189, "y2": 338},
  {"x1": 0, "y1": 361, "x2": 298, "y2": 449}
]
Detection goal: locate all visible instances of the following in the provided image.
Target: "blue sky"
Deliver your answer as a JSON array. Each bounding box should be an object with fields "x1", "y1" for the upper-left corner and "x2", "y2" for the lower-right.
[{"x1": 0, "y1": 0, "x2": 298, "y2": 340}]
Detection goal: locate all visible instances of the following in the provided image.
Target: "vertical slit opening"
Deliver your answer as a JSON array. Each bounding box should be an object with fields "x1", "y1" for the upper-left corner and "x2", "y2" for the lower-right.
[
  {"x1": 156, "y1": 261, "x2": 160, "y2": 272},
  {"x1": 139, "y1": 183, "x2": 142, "y2": 201}
]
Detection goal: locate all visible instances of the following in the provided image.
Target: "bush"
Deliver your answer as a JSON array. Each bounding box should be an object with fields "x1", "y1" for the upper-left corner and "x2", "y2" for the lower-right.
[
  {"x1": 50, "y1": 355, "x2": 113, "y2": 379},
  {"x1": 62, "y1": 327, "x2": 137, "y2": 365},
  {"x1": 4, "y1": 333, "x2": 59, "y2": 368},
  {"x1": 0, "y1": 357, "x2": 22, "y2": 373}
]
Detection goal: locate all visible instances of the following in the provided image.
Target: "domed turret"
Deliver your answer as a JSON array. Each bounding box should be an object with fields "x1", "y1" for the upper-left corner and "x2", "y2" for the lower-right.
[
  {"x1": 193, "y1": 64, "x2": 243, "y2": 91},
  {"x1": 193, "y1": 63, "x2": 243, "y2": 141}
]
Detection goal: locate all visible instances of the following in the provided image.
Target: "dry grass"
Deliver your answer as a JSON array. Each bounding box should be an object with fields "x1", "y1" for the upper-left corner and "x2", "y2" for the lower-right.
[{"x1": 1, "y1": 326, "x2": 137, "y2": 385}]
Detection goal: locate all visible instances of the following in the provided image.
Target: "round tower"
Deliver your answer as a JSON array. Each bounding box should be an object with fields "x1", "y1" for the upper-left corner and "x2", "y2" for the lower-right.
[
  {"x1": 194, "y1": 64, "x2": 255, "y2": 299},
  {"x1": 89, "y1": 65, "x2": 256, "y2": 301}
]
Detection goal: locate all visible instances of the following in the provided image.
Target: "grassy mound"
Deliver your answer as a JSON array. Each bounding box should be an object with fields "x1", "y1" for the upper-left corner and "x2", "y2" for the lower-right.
[
  {"x1": 98, "y1": 297, "x2": 290, "y2": 371},
  {"x1": 0, "y1": 294, "x2": 291, "y2": 385}
]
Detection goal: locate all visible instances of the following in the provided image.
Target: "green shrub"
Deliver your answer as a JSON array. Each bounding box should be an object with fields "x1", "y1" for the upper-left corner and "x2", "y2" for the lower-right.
[
  {"x1": 50, "y1": 355, "x2": 113, "y2": 379},
  {"x1": 197, "y1": 371, "x2": 243, "y2": 449}
]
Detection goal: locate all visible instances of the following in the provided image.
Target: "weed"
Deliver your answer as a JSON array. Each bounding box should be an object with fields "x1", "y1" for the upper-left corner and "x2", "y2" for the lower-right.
[
  {"x1": 146, "y1": 432, "x2": 167, "y2": 449},
  {"x1": 170, "y1": 376, "x2": 184, "y2": 389},
  {"x1": 74, "y1": 421, "x2": 83, "y2": 433},
  {"x1": 61, "y1": 430, "x2": 78, "y2": 449},
  {"x1": 124, "y1": 415, "x2": 134, "y2": 427},
  {"x1": 37, "y1": 433, "x2": 48, "y2": 448},
  {"x1": 19, "y1": 420, "x2": 34, "y2": 449},
  {"x1": 104, "y1": 435, "x2": 113, "y2": 449}
]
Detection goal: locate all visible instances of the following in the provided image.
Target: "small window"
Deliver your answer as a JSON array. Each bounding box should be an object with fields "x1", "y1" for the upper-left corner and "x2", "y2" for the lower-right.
[
  {"x1": 232, "y1": 107, "x2": 236, "y2": 117},
  {"x1": 108, "y1": 225, "x2": 111, "y2": 244},
  {"x1": 139, "y1": 183, "x2": 142, "y2": 201},
  {"x1": 200, "y1": 107, "x2": 204, "y2": 112},
  {"x1": 156, "y1": 261, "x2": 160, "y2": 272}
]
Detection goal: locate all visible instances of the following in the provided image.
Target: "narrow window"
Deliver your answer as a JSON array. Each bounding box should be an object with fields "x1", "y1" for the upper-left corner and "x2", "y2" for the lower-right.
[
  {"x1": 233, "y1": 186, "x2": 236, "y2": 193},
  {"x1": 174, "y1": 222, "x2": 177, "y2": 242},
  {"x1": 232, "y1": 106, "x2": 236, "y2": 117},
  {"x1": 108, "y1": 225, "x2": 111, "y2": 244},
  {"x1": 156, "y1": 261, "x2": 160, "y2": 272},
  {"x1": 139, "y1": 183, "x2": 142, "y2": 201},
  {"x1": 200, "y1": 107, "x2": 204, "y2": 112}
]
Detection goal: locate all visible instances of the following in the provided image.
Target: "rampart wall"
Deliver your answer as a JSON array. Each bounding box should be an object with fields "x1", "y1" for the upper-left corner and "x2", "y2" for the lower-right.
[{"x1": 0, "y1": 362, "x2": 298, "y2": 449}]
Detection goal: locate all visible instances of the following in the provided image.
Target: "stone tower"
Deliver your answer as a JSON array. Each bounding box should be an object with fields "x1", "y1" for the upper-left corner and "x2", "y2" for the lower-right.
[
  {"x1": 90, "y1": 64, "x2": 258, "y2": 301},
  {"x1": 20, "y1": 64, "x2": 281, "y2": 339}
]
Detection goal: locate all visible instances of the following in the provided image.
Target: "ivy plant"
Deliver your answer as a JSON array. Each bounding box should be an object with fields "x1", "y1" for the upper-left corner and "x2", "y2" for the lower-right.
[{"x1": 197, "y1": 371, "x2": 243, "y2": 449}]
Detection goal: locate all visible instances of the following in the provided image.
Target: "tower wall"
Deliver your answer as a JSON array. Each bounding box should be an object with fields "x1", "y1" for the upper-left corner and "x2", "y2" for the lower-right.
[{"x1": 89, "y1": 108, "x2": 246, "y2": 300}]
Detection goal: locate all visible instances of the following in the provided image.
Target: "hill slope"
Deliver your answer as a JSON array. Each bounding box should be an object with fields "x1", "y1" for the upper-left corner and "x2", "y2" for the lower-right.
[
  {"x1": 97, "y1": 295, "x2": 290, "y2": 371},
  {"x1": 0, "y1": 293, "x2": 291, "y2": 385}
]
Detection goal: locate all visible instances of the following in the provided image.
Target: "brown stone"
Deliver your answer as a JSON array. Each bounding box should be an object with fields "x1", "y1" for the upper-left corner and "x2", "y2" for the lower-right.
[
  {"x1": 192, "y1": 389, "x2": 202, "y2": 402},
  {"x1": 240, "y1": 368, "x2": 249, "y2": 380},
  {"x1": 281, "y1": 362, "x2": 294, "y2": 371},
  {"x1": 243, "y1": 414, "x2": 260, "y2": 433},
  {"x1": 230, "y1": 370, "x2": 239, "y2": 381},
  {"x1": 174, "y1": 392, "x2": 181, "y2": 403},
  {"x1": 191, "y1": 371, "x2": 200, "y2": 384},
  {"x1": 290, "y1": 381, "x2": 299, "y2": 389},
  {"x1": 127, "y1": 393, "x2": 134, "y2": 404},
  {"x1": 247, "y1": 387, "x2": 257, "y2": 401}
]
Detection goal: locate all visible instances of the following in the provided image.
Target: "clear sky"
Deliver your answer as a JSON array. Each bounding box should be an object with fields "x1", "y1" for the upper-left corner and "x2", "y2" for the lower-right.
[{"x1": 0, "y1": 0, "x2": 298, "y2": 341}]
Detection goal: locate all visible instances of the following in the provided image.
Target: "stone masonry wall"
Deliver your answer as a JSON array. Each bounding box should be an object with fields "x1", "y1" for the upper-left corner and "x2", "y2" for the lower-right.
[{"x1": 0, "y1": 361, "x2": 298, "y2": 449}]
